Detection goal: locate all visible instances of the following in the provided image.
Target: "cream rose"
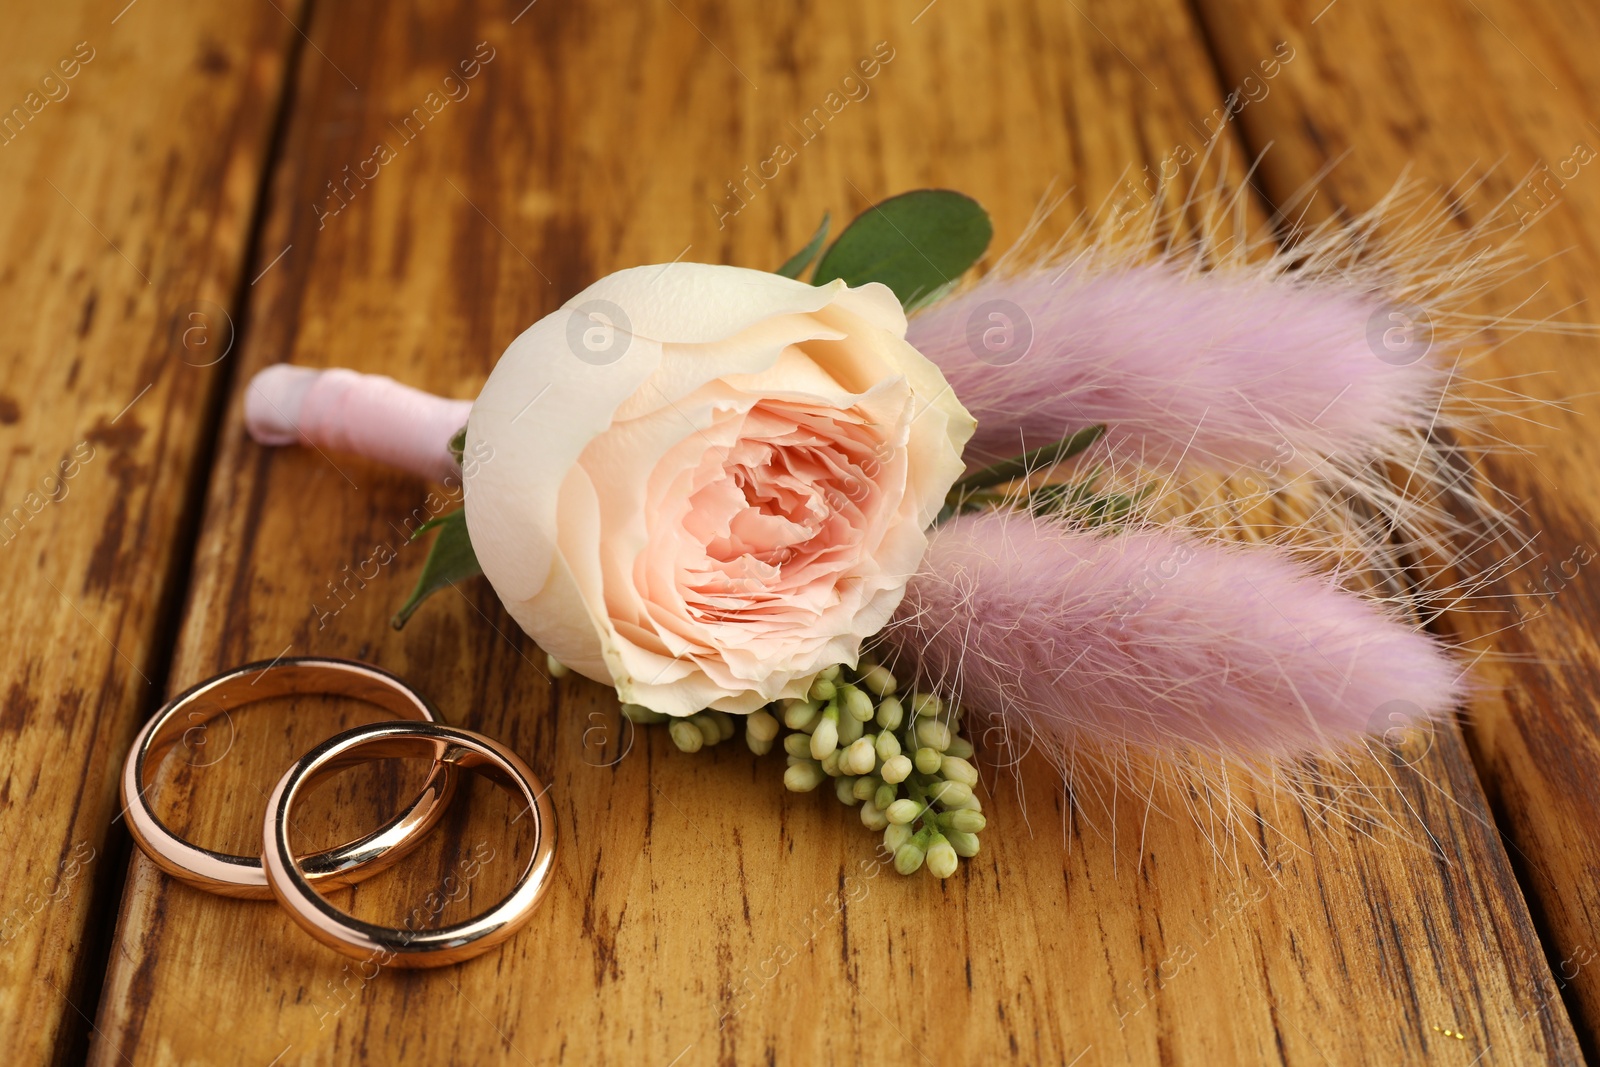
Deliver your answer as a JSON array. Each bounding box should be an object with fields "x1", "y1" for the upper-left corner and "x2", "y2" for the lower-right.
[{"x1": 463, "y1": 263, "x2": 974, "y2": 716}]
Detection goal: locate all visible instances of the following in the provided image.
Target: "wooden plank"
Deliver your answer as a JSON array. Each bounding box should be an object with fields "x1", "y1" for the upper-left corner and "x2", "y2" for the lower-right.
[
  {"x1": 90, "y1": 1, "x2": 1580, "y2": 1064},
  {"x1": 0, "y1": 3, "x2": 298, "y2": 1063},
  {"x1": 1188, "y1": 0, "x2": 1600, "y2": 1047}
]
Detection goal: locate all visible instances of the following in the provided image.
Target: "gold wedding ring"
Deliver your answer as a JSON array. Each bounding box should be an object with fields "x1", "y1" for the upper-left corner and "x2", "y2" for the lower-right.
[
  {"x1": 263, "y1": 721, "x2": 557, "y2": 968},
  {"x1": 122, "y1": 658, "x2": 456, "y2": 900}
]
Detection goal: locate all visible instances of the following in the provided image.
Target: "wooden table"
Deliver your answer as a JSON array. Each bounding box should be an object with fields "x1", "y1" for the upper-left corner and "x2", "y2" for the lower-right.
[{"x1": 4, "y1": 0, "x2": 1599, "y2": 1063}]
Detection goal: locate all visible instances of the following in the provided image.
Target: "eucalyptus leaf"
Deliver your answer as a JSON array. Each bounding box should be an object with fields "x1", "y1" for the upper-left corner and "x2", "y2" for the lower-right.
[
  {"x1": 391, "y1": 508, "x2": 482, "y2": 629},
  {"x1": 776, "y1": 213, "x2": 830, "y2": 279},
  {"x1": 813, "y1": 190, "x2": 992, "y2": 309},
  {"x1": 947, "y1": 424, "x2": 1106, "y2": 500}
]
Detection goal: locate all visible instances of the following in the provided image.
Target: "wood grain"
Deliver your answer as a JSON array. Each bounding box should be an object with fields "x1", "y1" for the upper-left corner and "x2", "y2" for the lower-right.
[
  {"x1": 0, "y1": 3, "x2": 296, "y2": 1063},
  {"x1": 79, "y1": 1, "x2": 1585, "y2": 1065},
  {"x1": 1190, "y1": 0, "x2": 1600, "y2": 1049}
]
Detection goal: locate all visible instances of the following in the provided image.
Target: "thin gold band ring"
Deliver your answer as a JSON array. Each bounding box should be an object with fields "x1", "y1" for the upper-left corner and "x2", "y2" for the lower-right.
[
  {"x1": 122, "y1": 658, "x2": 456, "y2": 900},
  {"x1": 263, "y1": 720, "x2": 557, "y2": 968}
]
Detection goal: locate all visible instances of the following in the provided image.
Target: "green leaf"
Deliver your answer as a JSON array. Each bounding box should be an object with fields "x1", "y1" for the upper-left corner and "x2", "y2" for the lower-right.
[
  {"x1": 1025, "y1": 470, "x2": 1153, "y2": 527},
  {"x1": 946, "y1": 425, "x2": 1106, "y2": 500},
  {"x1": 390, "y1": 508, "x2": 482, "y2": 629},
  {"x1": 902, "y1": 277, "x2": 961, "y2": 314},
  {"x1": 447, "y1": 425, "x2": 467, "y2": 467},
  {"x1": 776, "y1": 213, "x2": 830, "y2": 279},
  {"x1": 813, "y1": 190, "x2": 992, "y2": 309}
]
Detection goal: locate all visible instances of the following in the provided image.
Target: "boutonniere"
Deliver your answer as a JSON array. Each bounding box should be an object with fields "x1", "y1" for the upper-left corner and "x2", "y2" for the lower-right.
[{"x1": 248, "y1": 187, "x2": 1482, "y2": 878}]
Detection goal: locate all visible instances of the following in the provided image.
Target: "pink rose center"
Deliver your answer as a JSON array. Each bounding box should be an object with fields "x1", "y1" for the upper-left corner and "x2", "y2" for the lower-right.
[{"x1": 677, "y1": 402, "x2": 888, "y2": 624}]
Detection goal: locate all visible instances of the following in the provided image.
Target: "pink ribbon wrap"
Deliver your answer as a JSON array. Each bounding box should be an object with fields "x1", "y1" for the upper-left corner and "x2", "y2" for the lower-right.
[{"x1": 244, "y1": 365, "x2": 473, "y2": 483}]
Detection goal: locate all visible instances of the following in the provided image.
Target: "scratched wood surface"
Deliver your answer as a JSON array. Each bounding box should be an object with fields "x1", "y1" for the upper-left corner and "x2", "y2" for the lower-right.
[
  {"x1": 1192, "y1": 0, "x2": 1600, "y2": 1049},
  {"x1": 0, "y1": 3, "x2": 298, "y2": 1064},
  {"x1": 0, "y1": 0, "x2": 1579, "y2": 1064}
]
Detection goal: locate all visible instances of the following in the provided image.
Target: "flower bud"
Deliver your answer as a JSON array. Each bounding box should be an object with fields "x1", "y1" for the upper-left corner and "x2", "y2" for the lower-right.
[
  {"x1": 860, "y1": 664, "x2": 898, "y2": 697},
  {"x1": 745, "y1": 732, "x2": 774, "y2": 756},
  {"x1": 835, "y1": 775, "x2": 860, "y2": 806},
  {"x1": 910, "y1": 692, "x2": 943, "y2": 719},
  {"x1": 894, "y1": 840, "x2": 927, "y2": 875},
  {"x1": 836, "y1": 705, "x2": 865, "y2": 747},
  {"x1": 880, "y1": 754, "x2": 913, "y2": 784},
  {"x1": 690, "y1": 713, "x2": 721, "y2": 745},
  {"x1": 810, "y1": 708, "x2": 840, "y2": 760},
  {"x1": 784, "y1": 734, "x2": 813, "y2": 759},
  {"x1": 944, "y1": 735, "x2": 974, "y2": 759},
  {"x1": 883, "y1": 823, "x2": 914, "y2": 854},
  {"x1": 875, "y1": 695, "x2": 905, "y2": 731},
  {"x1": 874, "y1": 782, "x2": 897, "y2": 811},
  {"x1": 783, "y1": 761, "x2": 825, "y2": 792},
  {"x1": 820, "y1": 750, "x2": 844, "y2": 776},
  {"x1": 945, "y1": 830, "x2": 981, "y2": 858},
  {"x1": 819, "y1": 663, "x2": 842, "y2": 683},
  {"x1": 914, "y1": 719, "x2": 952, "y2": 752},
  {"x1": 929, "y1": 781, "x2": 974, "y2": 809},
  {"x1": 940, "y1": 755, "x2": 979, "y2": 787},
  {"x1": 852, "y1": 775, "x2": 880, "y2": 802},
  {"x1": 843, "y1": 737, "x2": 877, "y2": 776},
  {"x1": 913, "y1": 747, "x2": 943, "y2": 775},
  {"x1": 706, "y1": 710, "x2": 736, "y2": 741},
  {"x1": 621, "y1": 703, "x2": 668, "y2": 724},
  {"x1": 874, "y1": 730, "x2": 901, "y2": 762},
  {"x1": 809, "y1": 676, "x2": 837, "y2": 703},
  {"x1": 783, "y1": 698, "x2": 821, "y2": 731},
  {"x1": 838, "y1": 683, "x2": 875, "y2": 723},
  {"x1": 746, "y1": 709, "x2": 780, "y2": 744},
  {"x1": 547, "y1": 654, "x2": 570, "y2": 678},
  {"x1": 886, "y1": 799, "x2": 923, "y2": 825},
  {"x1": 925, "y1": 835, "x2": 959, "y2": 878},
  {"x1": 859, "y1": 801, "x2": 890, "y2": 831},
  {"x1": 946, "y1": 809, "x2": 987, "y2": 833},
  {"x1": 668, "y1": 720, "x2": 703, "y2": 753}
]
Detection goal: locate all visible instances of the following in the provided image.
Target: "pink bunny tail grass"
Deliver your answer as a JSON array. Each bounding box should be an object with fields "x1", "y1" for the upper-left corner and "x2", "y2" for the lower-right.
[
  {"x1": 905, "y1": 171, "x2": 1568, "y2": 648},
  {"x1": 907, "y1": 171, "x2": 1550, "y2": 480},
  {"x1": 885, "y1": 511, "x2": 1467, "y2": 765},
  {"x1": 906, "y1": 264, "x2": 1443, "y2": 474},
  {"x1": 244, "y1": 365, "x2": 472, "y2": 483}
]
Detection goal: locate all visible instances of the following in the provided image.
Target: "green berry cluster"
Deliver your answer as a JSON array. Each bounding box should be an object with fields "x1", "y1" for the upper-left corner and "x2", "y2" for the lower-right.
[{"x1": 611, "y1": 655, "x2": 983, "y2": 879}]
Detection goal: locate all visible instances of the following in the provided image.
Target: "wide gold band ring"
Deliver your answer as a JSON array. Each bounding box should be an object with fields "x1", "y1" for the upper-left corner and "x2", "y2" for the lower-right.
[
  {"x1": 263, "y1": 721, "x2": 557, "y2": 968},
  {"x1": 122, "y1": 658, "x2": 456, "y2": 900}
]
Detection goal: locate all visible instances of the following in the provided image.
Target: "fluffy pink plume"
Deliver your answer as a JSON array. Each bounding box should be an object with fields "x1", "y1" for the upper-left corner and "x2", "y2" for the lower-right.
[
  {"x1": 906, "y1": 265, "x2": 1446, "y2": 472},
  {"x1": 887, "y1": 510, "x2": 1463, "y2": 759}
]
